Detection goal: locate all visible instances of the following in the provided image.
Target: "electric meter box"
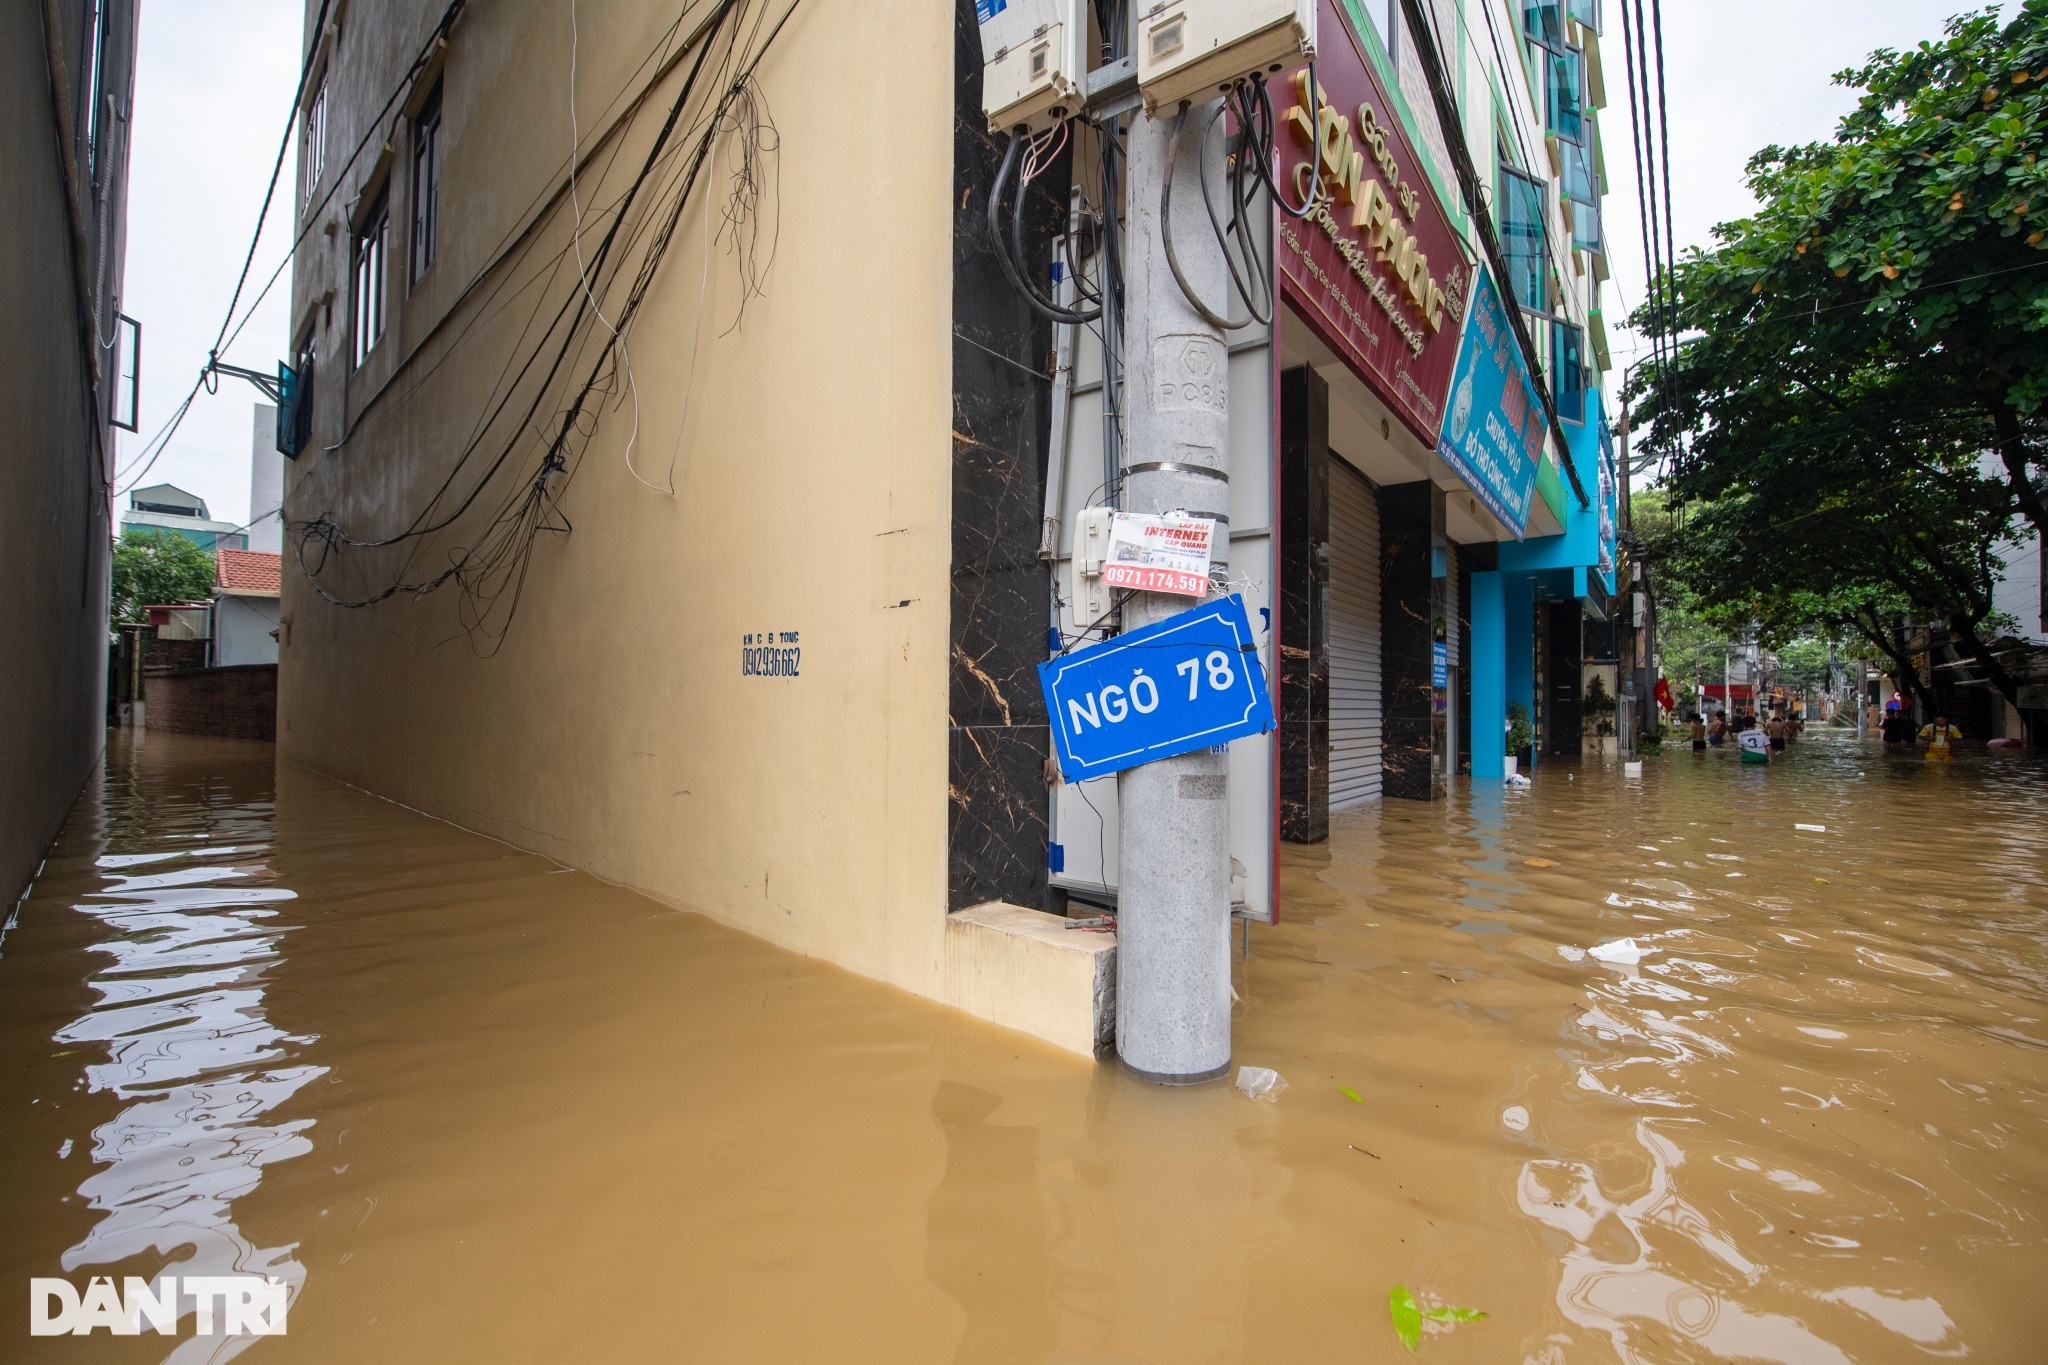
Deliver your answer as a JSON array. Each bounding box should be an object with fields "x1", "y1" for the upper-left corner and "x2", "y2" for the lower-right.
[
  {"x1": 1136, "y1": 0, "x2": 1316, "y2": 111},
  {"x1": 1070, "y1": 506, "x2": 1116, "y2": 628},
  {"x1": 978, "y1": 0, "x2": 1088, "y2": 133}
]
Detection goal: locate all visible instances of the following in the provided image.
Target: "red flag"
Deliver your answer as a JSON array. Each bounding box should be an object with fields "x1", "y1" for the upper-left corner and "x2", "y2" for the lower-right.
[{"x1": 1653, "y1": 677, "x2": 1675, "y2": 713}]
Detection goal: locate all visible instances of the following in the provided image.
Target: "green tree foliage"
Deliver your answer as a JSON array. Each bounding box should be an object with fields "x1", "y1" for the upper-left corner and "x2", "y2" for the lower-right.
[
  {"x1": 1630, "y1": 7, "x2": 2046, "y2": 711},
  {"x1": 1632, "y1": 488, "x2": 1754, "y2": 705},
  {"x1": 112, "y1": 529, "x2": 217, "y2": 624}
]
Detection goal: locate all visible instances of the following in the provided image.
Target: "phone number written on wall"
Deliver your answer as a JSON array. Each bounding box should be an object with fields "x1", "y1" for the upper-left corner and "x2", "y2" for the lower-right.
[{"x1": 742, "y1": 630, "x2": 800, "y2": 677}]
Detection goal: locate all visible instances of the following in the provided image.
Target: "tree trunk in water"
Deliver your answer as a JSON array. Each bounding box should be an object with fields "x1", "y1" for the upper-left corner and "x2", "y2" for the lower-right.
[{"x1": 1851, "y1": 612, "x2": 1939, "y2": 718}]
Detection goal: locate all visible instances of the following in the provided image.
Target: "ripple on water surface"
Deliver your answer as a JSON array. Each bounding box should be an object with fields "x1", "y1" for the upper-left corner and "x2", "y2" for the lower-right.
[{"x1": 0, "y1": 730, "x2": 2044, "y2": 1363}]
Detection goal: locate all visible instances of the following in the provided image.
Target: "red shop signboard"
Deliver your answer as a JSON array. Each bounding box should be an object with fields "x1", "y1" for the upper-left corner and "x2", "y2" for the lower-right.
[{"x1": 1275, "y1": 0, "x2": 1471, "y2": 444}]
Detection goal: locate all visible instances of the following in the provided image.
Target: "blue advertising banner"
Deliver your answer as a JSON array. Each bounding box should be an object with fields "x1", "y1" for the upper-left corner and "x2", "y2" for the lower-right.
[
  {"x1": 1039, "y1": 595, "x2": 1274, "y2": 783},
  {"x1": 1438, "y1": 264, "x2": 1547, "y2": 538}
]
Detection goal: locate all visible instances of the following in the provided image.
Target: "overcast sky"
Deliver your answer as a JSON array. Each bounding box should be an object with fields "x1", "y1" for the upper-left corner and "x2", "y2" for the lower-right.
[
  {"x1": 114, "y1": 0, "x2": 1966, "y2": 526},
  {"x1": 1595, "y1": 0, "x2": 1958, "y2": 382},
  {"x1": 115, "y1": 0, "x2": 300, "y2": 529}
]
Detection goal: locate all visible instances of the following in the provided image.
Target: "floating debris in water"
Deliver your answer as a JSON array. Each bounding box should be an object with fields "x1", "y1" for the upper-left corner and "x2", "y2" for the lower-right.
[
  {"x1": 1389, "y1": 1284, "x2": 1487, "y2": 1352},
  {"x1": 1235, "y1": 1066, "x2": 1286, "y2": 1101},
  {"x1": 1588, "y1": 938, "x2": 1646, "y2": 965}
]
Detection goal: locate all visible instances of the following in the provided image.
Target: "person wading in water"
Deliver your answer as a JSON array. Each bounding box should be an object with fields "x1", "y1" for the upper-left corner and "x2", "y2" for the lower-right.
[
  {"x1": 1736, "y1": 716, "x2": 1772, "y2": 765},
  {"x1": 1919, "y1": 713, "x2": 1959, "y2": 762}
]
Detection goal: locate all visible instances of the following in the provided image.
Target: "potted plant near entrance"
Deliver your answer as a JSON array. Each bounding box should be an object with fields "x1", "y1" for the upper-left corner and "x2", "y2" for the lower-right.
[
  {"x1": 1506, "y1": 701, "x2": 1534, "y2": 774},
  {"x1": 1583, "y1": 673, "x2": 1618, "y2": 755}
]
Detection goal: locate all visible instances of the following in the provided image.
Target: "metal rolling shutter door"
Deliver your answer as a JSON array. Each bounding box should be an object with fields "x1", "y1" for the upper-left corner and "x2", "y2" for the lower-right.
[
  {"x1": 1445, "y1": 541, "x2": 1460, "y2": 667},
  {"x1": 1329, "y1": 460, "x2": 1381, "y2": 809}
]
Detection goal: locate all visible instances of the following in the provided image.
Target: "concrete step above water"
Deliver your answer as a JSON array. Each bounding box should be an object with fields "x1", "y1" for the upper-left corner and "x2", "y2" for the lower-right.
[{"x1": 944, "y1": 902, "x2": 1116, "y2": 1059}]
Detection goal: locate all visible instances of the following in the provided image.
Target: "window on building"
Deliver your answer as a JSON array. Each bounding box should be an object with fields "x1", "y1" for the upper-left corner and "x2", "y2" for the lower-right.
[
  {"x1": 1568, "y1": 0, "x2": 1601, "y2": 35},
  {"x1": 1358, "y1": 0, "x2": 1398, "y2": 59},
  {"x1": 304, "y1": 77, "x2": 328, "y2": 208},
  {"x1": 110, "y1": 313, "x2": 140, "y2": 431},
  {"x1": 282, "y1": 325, "x2": 316, "y2": 457},
  {"x1": 1561, "y1": 130, "x2": 1596, "y2": 206},
  {"x1": 352, "y1": 189, "x2": 389, "y2": 368},
  {"x1": 409, "y1": 82, "x2": 441, "y2": 284},
  {"x1": 1570, "y1": 196, "x2": 1602, "y2": 255},
  {"x1": 1497, "y1": 164, "x2": 1548, "y2": 315},
  {"x1": 77, "y1": 0, "x2": 118, "y2": 185},
  {"x1": 1547, "y1": 45, "x2": 1585, "y2": 144},
  {"x1": 1522, "y1": 0, "x2": 1565, "y2": 49},
  {"x1": 1553, "y1": 320, "x2": 1586, "y2": 424}
]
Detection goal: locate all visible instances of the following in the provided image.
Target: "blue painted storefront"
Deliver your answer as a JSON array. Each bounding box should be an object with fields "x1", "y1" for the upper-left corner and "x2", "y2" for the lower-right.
[{"x1": 1467, "y1": 392, "x2": 1616, "y2": 780}]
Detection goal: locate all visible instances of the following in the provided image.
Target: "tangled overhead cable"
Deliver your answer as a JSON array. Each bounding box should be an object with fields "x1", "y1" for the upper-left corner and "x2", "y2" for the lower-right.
[{"x1": 293, "y1": 0, "x2": 798, "y2": 651}]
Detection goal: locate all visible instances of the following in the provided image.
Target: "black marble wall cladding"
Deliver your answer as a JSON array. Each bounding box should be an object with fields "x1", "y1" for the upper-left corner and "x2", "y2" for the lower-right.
[
  {"x1": 1278, "y1": 367, "x2": 1330, "y2": 843},
  {"x1": 948, "y1": 0, "x2": 1063, "y2": 912},
  {"x1": 1379, "y1": 480, "x2": 1446, "y2": 801}
]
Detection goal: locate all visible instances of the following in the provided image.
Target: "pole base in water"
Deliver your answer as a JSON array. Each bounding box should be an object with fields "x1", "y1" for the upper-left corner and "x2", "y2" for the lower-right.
[{"x1": 1119, "y1": 1056, "x2": 1232, "y2": 1086}]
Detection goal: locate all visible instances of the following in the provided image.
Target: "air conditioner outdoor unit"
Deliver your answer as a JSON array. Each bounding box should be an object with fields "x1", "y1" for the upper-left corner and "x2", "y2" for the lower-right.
[
  {"x1": 978, "y1": 0, "x2": 1088, "y2": 133},
  {"x1": 1136, "y1": 0, "x2": 1316, "y2": 111}
]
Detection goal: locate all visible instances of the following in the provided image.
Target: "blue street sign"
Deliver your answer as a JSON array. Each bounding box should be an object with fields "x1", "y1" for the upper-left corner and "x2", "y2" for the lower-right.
[{"x1": 1039, "y1": 594, "x2": 1274, "y2": 783}]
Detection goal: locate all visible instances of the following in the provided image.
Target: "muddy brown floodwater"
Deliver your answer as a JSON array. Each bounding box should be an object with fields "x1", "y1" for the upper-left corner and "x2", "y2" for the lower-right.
[{"x1": 4, "y1": 729, "x2": 2047, "y2": 1362}]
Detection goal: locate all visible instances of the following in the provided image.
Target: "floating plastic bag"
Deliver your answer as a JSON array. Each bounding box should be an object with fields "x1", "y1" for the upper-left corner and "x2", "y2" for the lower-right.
[
  {"x1": 1504, "y1": 773, "x2": 1533, "y2": 789},
  {"x1": 1235, "y1": 1066, "x2": 1286, "y2": 1102},
  {"x1": 1587, "y1": 937, "x2": 1644, "y2": 966}
]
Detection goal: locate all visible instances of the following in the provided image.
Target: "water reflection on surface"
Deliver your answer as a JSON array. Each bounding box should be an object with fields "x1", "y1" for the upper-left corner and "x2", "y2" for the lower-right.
[{"x1": 0, "y1": 729, "x2": 2044, "y2": 1362}]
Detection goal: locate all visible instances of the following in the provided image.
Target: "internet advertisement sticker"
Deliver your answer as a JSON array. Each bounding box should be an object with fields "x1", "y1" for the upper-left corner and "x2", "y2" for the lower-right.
[{"x1": 1100, "y1": 511, "x2": 1215, "y2": 598}]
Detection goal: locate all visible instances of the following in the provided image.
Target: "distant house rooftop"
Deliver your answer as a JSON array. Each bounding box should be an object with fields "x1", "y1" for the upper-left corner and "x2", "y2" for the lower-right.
[
  {"x1": 216, "y1": 548, "x2": 282, "y2": 596},
  {"x1": 129, "y1": 483, "x2": 209, "y2": 519}
]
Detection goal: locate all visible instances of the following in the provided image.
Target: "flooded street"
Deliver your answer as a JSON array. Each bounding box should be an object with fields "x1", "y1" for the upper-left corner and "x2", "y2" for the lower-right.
[{"x1": 5, "y1": 730, "x2": 2048, "y2": 1362}]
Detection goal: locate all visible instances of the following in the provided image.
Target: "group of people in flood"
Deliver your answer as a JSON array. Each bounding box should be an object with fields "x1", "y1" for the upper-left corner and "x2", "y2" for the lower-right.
[
  {"x1": 1873, "y1": 691, "x2": 1960, "y2": 760},
  {"x1": 1677, "y1": 693, "x2": 1963, "y2": 765},
  {"x1": 1685, "y1": 707, "x2": 1803, "y2": 764}
]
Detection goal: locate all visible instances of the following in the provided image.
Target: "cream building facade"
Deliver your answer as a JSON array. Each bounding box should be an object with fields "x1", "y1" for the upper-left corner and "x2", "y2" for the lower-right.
[{"x1": 282, "y1": 0, "x2": 1094, "y2": 1044}]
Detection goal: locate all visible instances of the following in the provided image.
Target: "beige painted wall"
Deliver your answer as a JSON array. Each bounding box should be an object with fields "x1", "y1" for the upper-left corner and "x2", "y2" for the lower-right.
[
  {"x1": 280, "y1": 0, "x2": 961, "y2": 998},
  {"x1": 1, "y1": 0, "x2": 119, "y2": 905}
]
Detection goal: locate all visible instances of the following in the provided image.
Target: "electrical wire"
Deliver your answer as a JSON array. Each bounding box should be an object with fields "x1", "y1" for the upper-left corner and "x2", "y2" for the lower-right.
[
  {"x1": 116, "y1": 0, "x2": 459, "y2": 491},
  {"x1": 569, "y1": 0, "x2": 656, "y2": 493},
  {"x1": 990, "y1": 129, "x2": 1102, "y2": 324},
  {"x1": 312, "y1": 1, "x2": 746, "y2": 553},
  {"x1": 1159, "y1": 97, "x2": 1269, "y2": 330},
  {"x1": 1233, "y1": 68, "x2": 1322, "y2": 219},
  {"x1": 1649, "y1": 0, "x2": 1681, "y2": 366},
  {"x1": 210, "y1": 0, "x2": 337, "y2": 362},
  {"x1": 1618, "y1": 0, "x2": 1667, "y2": 376},
  {"x1": 295, "y1": 0, "x2": 802, "y2": 649}
]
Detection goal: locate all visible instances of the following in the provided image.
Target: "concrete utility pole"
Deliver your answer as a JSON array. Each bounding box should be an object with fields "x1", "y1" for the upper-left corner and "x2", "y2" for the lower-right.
[{"x1": 1115, "y1": 101, "x2": 1234, "y2": 1084}]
